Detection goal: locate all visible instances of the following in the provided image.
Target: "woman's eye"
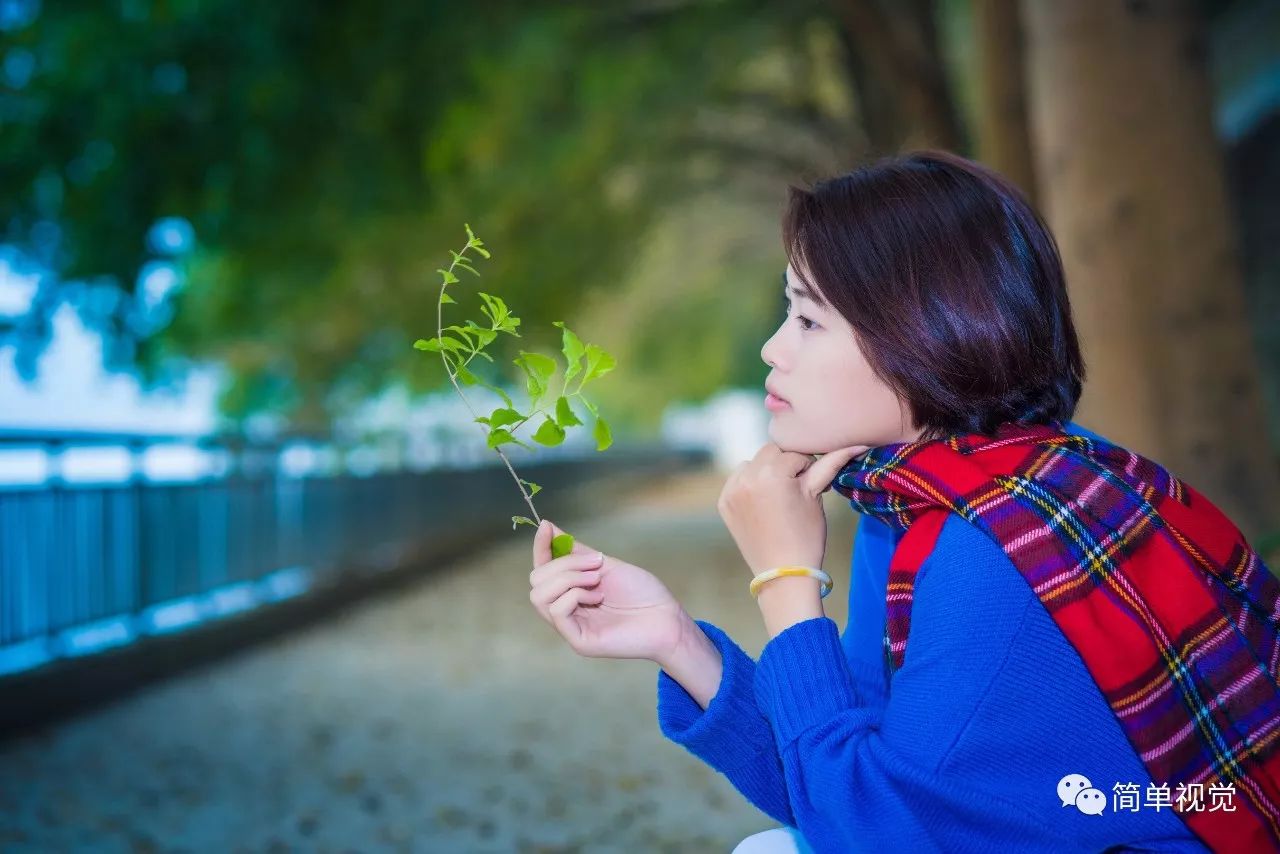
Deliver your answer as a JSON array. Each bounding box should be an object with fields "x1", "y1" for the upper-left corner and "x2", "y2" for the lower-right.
[{"x1": 782, "y1": 298, "x2": 817, "y2": 331}]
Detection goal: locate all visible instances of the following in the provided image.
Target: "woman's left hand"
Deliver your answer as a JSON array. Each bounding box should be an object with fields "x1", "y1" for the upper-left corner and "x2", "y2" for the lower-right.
[{"x1": 717, "y1": 442, "x2": 870, "y2": 576}]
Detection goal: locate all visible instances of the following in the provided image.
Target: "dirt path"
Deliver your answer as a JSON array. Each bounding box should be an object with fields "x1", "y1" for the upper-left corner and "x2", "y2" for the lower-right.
[{"x1": 0, "y1": 466, "x2": 858, "y2": 853}]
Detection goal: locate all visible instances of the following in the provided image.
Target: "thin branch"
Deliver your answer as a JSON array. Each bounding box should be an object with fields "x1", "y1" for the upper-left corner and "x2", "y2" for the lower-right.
[{"x1": 434, "y1": 241, "x2": 543, "y2": 526}]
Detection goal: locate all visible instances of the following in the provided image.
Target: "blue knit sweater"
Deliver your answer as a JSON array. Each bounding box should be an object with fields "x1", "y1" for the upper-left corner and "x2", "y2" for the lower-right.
[{"x1": 656, "y1": 421, "x2": 1211, "y2": 853}]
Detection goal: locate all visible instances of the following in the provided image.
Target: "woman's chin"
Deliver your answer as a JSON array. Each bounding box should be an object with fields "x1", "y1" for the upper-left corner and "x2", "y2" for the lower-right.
[
  {"x1": 765, "y1": 419, "x2": 785, "y2": 445},
  {"x1": 766, "y1": 423, "x2": 826, "y2": 457}
]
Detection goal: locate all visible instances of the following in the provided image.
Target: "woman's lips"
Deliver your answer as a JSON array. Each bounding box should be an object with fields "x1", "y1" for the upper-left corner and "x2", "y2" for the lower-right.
[{"x1": 765, "y1": 392, "x2": 790, "y2": 412}]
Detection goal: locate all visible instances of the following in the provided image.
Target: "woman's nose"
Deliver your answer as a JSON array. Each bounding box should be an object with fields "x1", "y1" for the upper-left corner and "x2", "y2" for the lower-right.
[{"x1": 761, "y1": 328, "x2": 783, "y2": 369}]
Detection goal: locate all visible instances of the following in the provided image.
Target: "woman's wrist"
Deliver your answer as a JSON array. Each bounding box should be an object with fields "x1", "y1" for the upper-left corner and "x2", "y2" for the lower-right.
[
  {"x1": 653, "y1": 610, "x2": 724, "y2": 711},
  {"x1": 756, "y1": 575, "x2": 825, "y2": 638}
]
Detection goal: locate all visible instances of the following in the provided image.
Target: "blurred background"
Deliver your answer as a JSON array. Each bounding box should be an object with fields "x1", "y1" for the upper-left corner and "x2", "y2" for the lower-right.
[{"x1": 0, "y1": 0, "x2": 1278, "y2": 851}]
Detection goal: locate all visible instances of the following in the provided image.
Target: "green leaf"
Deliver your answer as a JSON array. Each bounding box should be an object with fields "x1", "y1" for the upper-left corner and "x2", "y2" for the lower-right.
[
  {"x1": 421, "y1": 334, "x2": 465, "y2": 355},
  {"x1": 462, "y1": 369, "x2": 514, "y2": 408},
  {"x1": 519, "y1": 350, "x2": 556, "y2": 384},
  {"x1": 555, "y1": 395, "x2": 582, "y2": 428},
  {"x1": 482, "y1": 291, "x2": 505, "y2": 315},
  {"x1": 584, "y1": 343, "x2": 617, "y2": 382},
  {"x1": 593, "y1": 416, "x2": 612, "y2": 451},
  {"x1": 533, "y1": 416, "x2": 566, "y2": 446},
  {"x1": 416, "y1": 336, "x2": 465, "y2": 356},
  {"x1": 522, "y1": 373, "x2": 545, "y2": 404},
  {"x1": 445, "y1": 322, "x2": 495, "y2": 349},
  {"x1": 551, "y1": 533, "x2": 575, "y2": 559},
  {"x1": 487, "y1": 427, "x2": 515, "y2": 449},
  {"x1": 520, "y1": 479, "x2": 541, "y2": 497},
  {"x1": 463, "y1": 319, "x2": 497, "y2": 347},
  {"x1": 553, "y1": 321, "x2": 586, "y2": 385},
  {"x1": 455, "y1": 364, "x2": 480, "y2": 386},
  {"x1": 439, "y1": 292, "x2": 457, "y2": 304},
  {"x1": 488, "y1": 407, "x2": 523, "y2": 429},
  {"x1": 514, "y1": 350, "x2": 556, "y2": 404},
  {"x1": 464, "y1": 222, "x2": 489, "y2": 258},
  {"x1": 437, "y1": 268, "x2": 459, "y2": 285},
  {"x1": 486, "y1": 430, "x2": 532, "y2": 450},
  {"x1": 444, "y1": 325, "x2": 477, "y2": 348},
  {"x1": 512, "y1": 515, "x2": 536, "y2": 531},
  {"x1": 477, "y1": 292, "x2": 510, "y2": 329}
]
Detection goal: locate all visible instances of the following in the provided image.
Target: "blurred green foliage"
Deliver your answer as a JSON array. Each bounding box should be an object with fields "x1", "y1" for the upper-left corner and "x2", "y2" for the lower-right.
[{"x1": 0, "y1": 0, "x2": 931, "y2": 433}]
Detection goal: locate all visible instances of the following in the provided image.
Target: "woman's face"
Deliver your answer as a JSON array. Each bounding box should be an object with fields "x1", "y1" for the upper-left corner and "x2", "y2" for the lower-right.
[{"x1": 760, "y1": 261, "x2": 925, "y2": 455}]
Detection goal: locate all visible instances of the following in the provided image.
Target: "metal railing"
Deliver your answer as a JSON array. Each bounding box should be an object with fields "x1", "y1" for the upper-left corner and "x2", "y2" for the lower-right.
[{"x1": 0, "y1": 428, "x2": 694, "y2": 679}]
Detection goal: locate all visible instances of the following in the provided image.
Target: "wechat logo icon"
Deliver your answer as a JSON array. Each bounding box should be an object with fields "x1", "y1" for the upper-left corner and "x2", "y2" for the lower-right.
[{"x1": 1058, "y1": 773, "x2": 1106, "y2": 815}]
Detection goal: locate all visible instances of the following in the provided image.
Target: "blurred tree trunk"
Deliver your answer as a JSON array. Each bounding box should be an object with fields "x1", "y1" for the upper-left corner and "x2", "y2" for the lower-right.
[
  {"x1": 829, "y1": 0, "x2": 963, "y2": 153},
  {"x1": 1023, "y1": 0, "x2": 1280, "y2": 542},
  {"x1": 972, "y1": 0, "x2": 1038, "y2": 205}
]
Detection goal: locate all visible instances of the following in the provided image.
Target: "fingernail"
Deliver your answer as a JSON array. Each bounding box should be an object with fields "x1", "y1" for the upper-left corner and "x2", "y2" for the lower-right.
[{"x1": 595, "y1": 551, "x2": 604, "y2": 564}]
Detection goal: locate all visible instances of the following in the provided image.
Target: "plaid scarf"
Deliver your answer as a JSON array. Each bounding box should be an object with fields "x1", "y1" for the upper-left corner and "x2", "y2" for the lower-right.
[{"x1": 830, "y1": 420, "x2": 1280, "y2": 852}]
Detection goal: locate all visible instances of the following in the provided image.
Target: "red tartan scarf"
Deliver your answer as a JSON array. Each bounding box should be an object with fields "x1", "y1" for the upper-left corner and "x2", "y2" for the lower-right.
[{"x1": 829, "y1": 420, "x2": 1280, "y2": 852}]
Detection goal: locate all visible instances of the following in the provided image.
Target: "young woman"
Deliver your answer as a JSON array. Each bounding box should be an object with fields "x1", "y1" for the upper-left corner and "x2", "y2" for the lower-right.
[{"x1": 527, "y1": 150, "x2": 1280, "y2": 853}]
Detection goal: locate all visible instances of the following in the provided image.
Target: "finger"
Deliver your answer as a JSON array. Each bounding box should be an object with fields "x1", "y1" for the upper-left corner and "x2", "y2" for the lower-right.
[
  {"x1": 547, "y1": 586, "x2": 606, "y2": 642},
  {"x1": 549, "y1": 582, "x2": 606, "y2": 619},
  {"x1": 535, "y1": 568, "x2": 604, "y2": 622},
  {"x1": 530, "y1": 567, "x2": 603, "y2": 618},
  {"x1": 775, "y1": 450, "x2": 814, "y2": 478},
  {"x1": 530, "y1": 548, "x2": 604, "y2": 589},
  {"x1": 533, "y1": 518, "x2": 552, "y2": 566},
  {"x1": 800, "y1": 445, "x2": 871, "y2": 496},
  {"x1": 533, "y1": 518, "x2": 596, "y2": 569},
  {"x1": 547, "y1": 519, "x2": 594, "y2": 556}
]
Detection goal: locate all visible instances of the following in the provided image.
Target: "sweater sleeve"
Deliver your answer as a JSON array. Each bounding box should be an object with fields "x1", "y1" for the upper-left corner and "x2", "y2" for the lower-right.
[
  {"x1": 752, "y1": 517, "x2": 1090, "y2": 854},
  {"x1": 656, "y1": 619, "x2": 795, "y2": 827}
]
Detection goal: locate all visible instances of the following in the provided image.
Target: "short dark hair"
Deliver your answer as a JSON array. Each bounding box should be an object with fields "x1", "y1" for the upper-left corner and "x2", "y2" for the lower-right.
[{"x1": 781, "y1": 148, "x2": 1086, "y2": 440}]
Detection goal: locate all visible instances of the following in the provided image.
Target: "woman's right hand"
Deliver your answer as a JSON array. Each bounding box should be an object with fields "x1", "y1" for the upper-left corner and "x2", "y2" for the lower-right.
[{"x1": 529, "y1": 518, "x2": 687, "y2": 663}]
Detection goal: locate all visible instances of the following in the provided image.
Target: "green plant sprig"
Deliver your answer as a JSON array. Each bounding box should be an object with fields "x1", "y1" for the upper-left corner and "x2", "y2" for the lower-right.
[{"x1": 414, "y1": 224, "x2": 616, "y2": 558}]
